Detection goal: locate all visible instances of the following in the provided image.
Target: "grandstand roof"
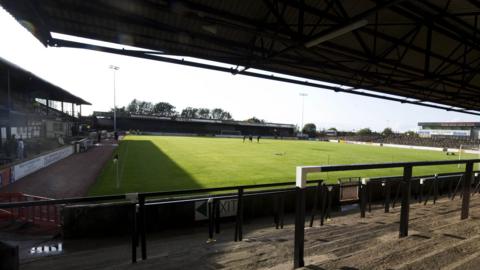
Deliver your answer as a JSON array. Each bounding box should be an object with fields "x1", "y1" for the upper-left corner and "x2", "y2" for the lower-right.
[
  {"x1": 94, "y1": 111, "x2": 295, "y2": 129},
  {"x1": 418, "y1": 122, "x2": 480, "y2": 128},
  {"x1": 1, "y1": 1, "x2": 480, "y2": 114},
  {"x1": 1, "y1": 57, "x2": 91, "y2": 105}
]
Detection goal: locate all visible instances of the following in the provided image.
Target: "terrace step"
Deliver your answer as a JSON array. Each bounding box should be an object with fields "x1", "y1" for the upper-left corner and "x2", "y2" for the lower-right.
[{"x1": 18, "y1": 194, "x2": 480, "y2": 270}]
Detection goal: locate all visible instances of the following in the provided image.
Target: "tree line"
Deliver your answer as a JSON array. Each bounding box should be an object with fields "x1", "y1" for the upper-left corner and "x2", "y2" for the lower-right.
[
  {"x1": 112, "y1": 99, "x2": 233, "y2": 120},
  {"x1": 114, "y1": 99, "x2": 266, "y2": 123},
  {"x1": 301, "y1": 123, "x2": 417, "y2": 138}
]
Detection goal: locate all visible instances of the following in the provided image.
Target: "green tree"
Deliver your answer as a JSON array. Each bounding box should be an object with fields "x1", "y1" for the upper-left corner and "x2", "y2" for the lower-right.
[
  {"x1": 357, "y1": 128, "x2": 373, "y2": 136},
  {"x1": 210, "y1": 108, "x2": 224, "y2": 119},
  {"x1": 220, "y1": 111, "x2": 233, "y2": 120},
  {"x1": 153, "y1": 102, "x2": 176, "y2": 116},
  {"x1": 181, "y1": 107, "x2": 198, "y2": 118},
  {"x1": 302, "y1": 123, "x2": 317, "y2": 138},
  {"x1": 137, "y1": 101, "x2": 153, "y2": 115},
  {"x1": 382, "y1": 127, "x2": 394, "y2": 136},
  {"x1": 210, "y1": 108, "x2": 233, "y2": 120},
  {"x1": 246, "y1": 117, "x2": 264, "y2": 123},
  {"x1": 126, "y1": 99, "x2": 139, "y2": 114},
  {"x1": 197, "y1": 108, "x2": 210, "y2": 119}
]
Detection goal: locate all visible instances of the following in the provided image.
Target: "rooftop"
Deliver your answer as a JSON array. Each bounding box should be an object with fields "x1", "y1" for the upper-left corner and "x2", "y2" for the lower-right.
[
  {"x1": 1, "y1": 56, "x2": 90, "y2": 105},
  {"x1": 418, "y1": 122, "x2": 480, "y2": 127},
  {"x1": 0, "y1": 1, "x2": 479, "y2": 114}
]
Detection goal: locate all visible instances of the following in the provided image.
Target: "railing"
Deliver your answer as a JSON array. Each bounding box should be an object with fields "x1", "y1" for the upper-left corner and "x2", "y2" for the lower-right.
[
  {"x1": 130, "y1": 179, "x2": 323, "y2": 262},
  {"x1": 0, "y1": 193, "x2": 61, "y2": 226},
  {"x1": 293, "y1": 158, "x2": 480, "y2": 268},
  {"x1": 0, "y1": 179, "x2": 323, "y2": 264},
  {"x1": 73, "y1": 138, "x2": 94, "y2": 152},
  {"x1": 1, "y1": 159, "x2": 479, "y2": 268}
]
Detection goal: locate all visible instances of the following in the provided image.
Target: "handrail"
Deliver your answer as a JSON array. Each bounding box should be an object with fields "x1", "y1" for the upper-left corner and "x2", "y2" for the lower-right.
[
  {"x1": 0, "y1": 194, "x2": 127, "y2": 209},
  {"x1": 141, "y1": 179, "x2": 322, "y2": 198},
  {"x1": 293, "y1": 158, "x2": 480, "y2": 268},
  {"x1": 2, "y1": 158, "x2": 480, "y2": 268},
  {"x1": 299, "y1": 159, "x2": 480, "y2": 173},
  {"x1": 0, "y1": 180, "x2": 322, "y2": 209}
]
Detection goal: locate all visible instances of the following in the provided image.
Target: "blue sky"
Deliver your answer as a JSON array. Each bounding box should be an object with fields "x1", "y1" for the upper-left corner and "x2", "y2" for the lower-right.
[{"x1": 0, "y1": 7, "x2": 478, "y2": 132}]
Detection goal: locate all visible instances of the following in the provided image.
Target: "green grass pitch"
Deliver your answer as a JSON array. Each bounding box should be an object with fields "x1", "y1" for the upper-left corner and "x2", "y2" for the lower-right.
[{"x1": 88, "y1": 135, "x2": 477, "y2": 195}]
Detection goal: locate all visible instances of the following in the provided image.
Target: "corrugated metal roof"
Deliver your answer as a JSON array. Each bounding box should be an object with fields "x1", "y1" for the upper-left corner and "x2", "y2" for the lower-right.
[
  {"x1": 0, "y1": 57, "x2": 91, "y2": 105},
  {"x1": 1, "y1": 0, "x2": 479, "y2": 113}
]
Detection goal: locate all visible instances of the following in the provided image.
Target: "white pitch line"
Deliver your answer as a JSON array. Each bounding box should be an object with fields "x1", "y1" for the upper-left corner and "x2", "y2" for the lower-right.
[{"x1": 118, "y1": 142, "x2": 129, "y2": 188}]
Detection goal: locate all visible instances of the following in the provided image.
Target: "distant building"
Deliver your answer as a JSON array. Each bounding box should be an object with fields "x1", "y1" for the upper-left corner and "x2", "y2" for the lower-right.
[
  {"x1": 0, "y1": 57, "x2": 90, "y2": 162},
  {"x1": 325, "y1": 130, "x2": 338, "y2": 137},
  {"x1": 417, "y1": 122, "x2": 480, "y2": 140}
]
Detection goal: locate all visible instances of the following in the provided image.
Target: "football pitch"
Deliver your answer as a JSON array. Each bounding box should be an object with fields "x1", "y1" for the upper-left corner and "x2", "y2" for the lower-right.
[{"x1": 88, "y1": 135, "x2": 477, "y2": 195}]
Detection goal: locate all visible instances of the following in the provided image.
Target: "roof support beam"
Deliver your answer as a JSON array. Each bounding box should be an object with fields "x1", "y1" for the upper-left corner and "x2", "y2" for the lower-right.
[
  {"x1": 424, "y1": 22, "x2": 433, "y2": 77},
  {"x1": 261, "y1": 0, "x2": 296, "y2": 38},
  {"x1": 52, "y1": 38, "x2": 480, "y2": 116},
  {"x1": 298, "y1": 0, "x2": 304, "y2": 36}
]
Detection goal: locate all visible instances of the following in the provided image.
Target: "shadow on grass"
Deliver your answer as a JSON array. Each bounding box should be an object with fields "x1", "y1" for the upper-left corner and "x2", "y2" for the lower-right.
[{"x1": 90, "y1": 139, "x2": 201, "y2": 195}]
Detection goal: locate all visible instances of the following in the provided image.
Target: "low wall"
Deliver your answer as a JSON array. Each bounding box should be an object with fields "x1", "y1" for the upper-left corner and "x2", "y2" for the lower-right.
[
  {"x1": 62, "y1": 187, "x2": 338, "y2": 238},
  {"x1": 12, "y1": 145, "x2": 74, "y2": 181},
  {"x1": 61, "y1": 171, "x2": 474, "y2": 238},
  {"x1": 0, "y1": 145, "x2": 74, "y2": 187}
]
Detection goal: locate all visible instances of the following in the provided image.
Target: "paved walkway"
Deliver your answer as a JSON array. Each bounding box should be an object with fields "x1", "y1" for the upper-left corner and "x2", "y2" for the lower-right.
[{"x1": 0, "y1": 141, "x2": 116, "y2": 198}]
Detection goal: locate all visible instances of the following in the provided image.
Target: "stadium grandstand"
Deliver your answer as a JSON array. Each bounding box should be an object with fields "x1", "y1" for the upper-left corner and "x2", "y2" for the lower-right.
[
  {"x1": 418, "y1": 122, "x2": 480, "y2": 140},
  {"x1": 339, "y1": 122, "x2": 480, "y2": 150},
  {"x1": 93, "y1": 111, "x2": 295, "y2": 137},
  {"x1": 0, "y1": 57, "x2": 91, "y2": 165},
  {"x1": 340, "y1": 134, "x2": 480, "y2": 150}
]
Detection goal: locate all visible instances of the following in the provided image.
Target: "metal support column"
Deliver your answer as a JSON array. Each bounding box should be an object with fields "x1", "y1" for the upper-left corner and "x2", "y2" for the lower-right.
[
  {"x1": 309, "y1": 181, "x2": 322, "y2": 227},
  {"x1": 384, "y1": 181, "x2": 390, "y2": 213},
  {"x1": 360, "y1": 183, "x2": 367, "y2": 218},
  {"x1": 461, "y1": 162, "x2": 474, "y2": 219},
  {"x1": 139, "y1": 196, "x2": 147, "y2": 260},
  {"x1": 234, "y1": 188, "x2": 244, "y2": 241},
  {"x1": 293, "y1": 187, "x2": 306, "y2": 268},
  {"x1": 399, "y1": 166, "x2": 412, "y2": 238},
  {"x1": 131, "y1": 203, "x2": 138, "y2": 263}
]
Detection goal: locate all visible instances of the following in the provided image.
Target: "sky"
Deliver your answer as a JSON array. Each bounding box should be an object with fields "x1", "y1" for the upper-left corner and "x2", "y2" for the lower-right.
[{"x1": 0, "y1": 7, "x2": 478, "y2": 132}]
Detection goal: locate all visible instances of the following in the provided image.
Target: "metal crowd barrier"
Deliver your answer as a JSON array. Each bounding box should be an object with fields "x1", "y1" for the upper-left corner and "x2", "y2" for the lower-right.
[
  {"x1": 1, "y1": 158, "x2": 480, "y2": 269},
  {"x1": 293, "y1": 158, "x2": 480, "y2": 268}
]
